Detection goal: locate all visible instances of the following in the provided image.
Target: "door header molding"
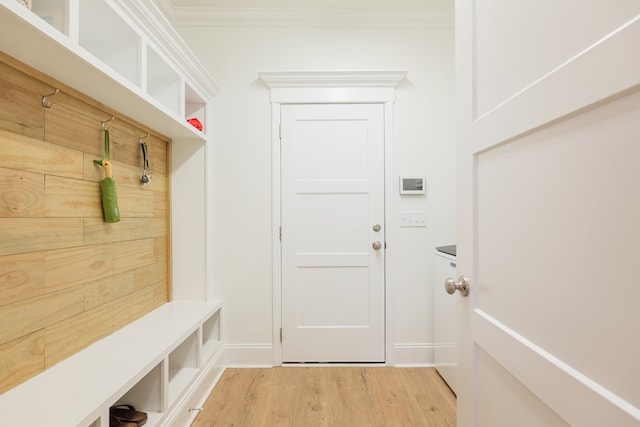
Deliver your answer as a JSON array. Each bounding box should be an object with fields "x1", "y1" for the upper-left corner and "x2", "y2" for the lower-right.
[
  {"x1": 259, "y1": 70, "x2": 407, "y2": 103},
  {"x1": 259, "y1": 70, "x2": 407, "y2": 88}
]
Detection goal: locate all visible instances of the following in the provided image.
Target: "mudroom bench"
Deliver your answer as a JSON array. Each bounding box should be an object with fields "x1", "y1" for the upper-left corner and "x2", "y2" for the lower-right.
[{"x1": 0, "y1": 300, "x2": 223, "y2": 427}]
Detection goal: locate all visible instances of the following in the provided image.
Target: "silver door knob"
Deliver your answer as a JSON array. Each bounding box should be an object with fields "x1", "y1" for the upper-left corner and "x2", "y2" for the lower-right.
[
  {"x1": 372, "y1": 241, "x2": 382, "y2": 251},
  {"x1": 445, "y1": 276, "x2": 469, "y2": 297},
  {"x1": 372, "y1": 223, "x2": 381, "y2": 232}
]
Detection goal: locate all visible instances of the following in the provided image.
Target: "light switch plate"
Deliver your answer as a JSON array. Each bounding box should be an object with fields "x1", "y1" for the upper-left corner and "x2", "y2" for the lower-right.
[{"x1": 399, "y1": 211, "x2": 427, "y2": 227}]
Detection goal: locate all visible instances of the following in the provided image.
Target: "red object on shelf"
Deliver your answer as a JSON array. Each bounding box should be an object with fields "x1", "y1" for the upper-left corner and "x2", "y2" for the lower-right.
[{"x1": 187, "y1": 117, "x2": 203, "y2": 131}]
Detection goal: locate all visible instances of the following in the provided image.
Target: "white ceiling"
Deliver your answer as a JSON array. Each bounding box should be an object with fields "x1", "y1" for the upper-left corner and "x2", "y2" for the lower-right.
[{"x1": 168, "y1": 0, "x2": 453, "y2": 8}]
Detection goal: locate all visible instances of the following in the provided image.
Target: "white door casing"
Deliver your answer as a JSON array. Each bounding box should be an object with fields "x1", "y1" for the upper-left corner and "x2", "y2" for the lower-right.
[
  {"x1": 260, "y1": 70, "x2": 406, "y2": 365},
  {"x1": 456, "y1": 3, "x2": 640, "y2": 426},
  {"x1": 280, "y1": 103, "x2": 385, "y2": 362}
]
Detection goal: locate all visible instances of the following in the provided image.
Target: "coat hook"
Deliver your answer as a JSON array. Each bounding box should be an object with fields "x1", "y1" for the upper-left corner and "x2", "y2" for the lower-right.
[
  {"x1": 101, "y1": 116, "x2": 115, "y2": 130},
  {"x1": 139, "y1": 133, "x2": 150, "y2": 144},
  {"x1": 42, "y1": 88, "x2": 60, "y2": 108}
]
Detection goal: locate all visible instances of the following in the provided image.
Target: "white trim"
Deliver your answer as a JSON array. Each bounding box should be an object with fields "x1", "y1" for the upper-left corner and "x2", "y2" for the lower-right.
[
  {"x1": 161, "y1": 6, "x2": 454, "y2": 28},
  {"x1": 223, "y1": 344, "x2": 276, "y2": 367},
  {"x1": 260, "y1": 70, "x2": 409, "y2": 88},
  {"x1": 393, "y1": 343, "x2": 437, "y2": 367},
  {"x1": 261, "y1": 70, "x2": 406, "y2": 367}
]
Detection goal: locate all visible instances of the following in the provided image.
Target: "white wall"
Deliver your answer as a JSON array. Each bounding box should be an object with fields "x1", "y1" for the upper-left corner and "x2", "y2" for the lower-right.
[{"x1": 174, "y1": 16, "x2": 456, "y2": 365}]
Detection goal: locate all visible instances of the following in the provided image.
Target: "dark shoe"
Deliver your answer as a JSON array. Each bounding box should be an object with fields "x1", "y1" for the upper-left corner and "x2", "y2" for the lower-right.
[{"x1": 110, "y1": 404, "x2": 148, "y2": 426}]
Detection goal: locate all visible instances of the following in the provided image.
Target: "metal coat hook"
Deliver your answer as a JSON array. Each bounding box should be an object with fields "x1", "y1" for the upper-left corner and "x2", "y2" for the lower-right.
[
  {"x1": 139, "y1": 133, "x2": 150, "y2": 144},
  {"x1": 101, "y1": 116, "x2": 115, "y2": 130},
  {"x1": 42, "y1": 88, "x2": 59, "y2": 108},
  {"x1": 140, "y1": 134, "x2": 152, "y2": 184}
]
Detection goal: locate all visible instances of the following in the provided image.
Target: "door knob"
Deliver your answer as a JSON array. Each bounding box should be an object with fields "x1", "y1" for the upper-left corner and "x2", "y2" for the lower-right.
[
  {"x1": 372, "y1": 223, "x2": 381, "y2": 232},
  {"x1": 445, "y1": 276, "x2": 469, "y2": 297},
  {"x1": 372, "y1": 241, "x2": 382, "y2": 251}
]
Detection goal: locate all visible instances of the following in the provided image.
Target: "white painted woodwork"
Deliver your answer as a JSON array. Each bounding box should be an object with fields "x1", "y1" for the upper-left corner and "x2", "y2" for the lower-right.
[
  {"x1": 0, "y1": 0, "x2": 216, "y2": 142},
  {"x1": 433, "y1": 250, "x2": 456, "y2": 393},
  {"x1": 0, "y1": 301, "x2": 223, "y2": 427},
  {"x1": 280, "y1": 103, "x2": 385, "y2": 362},
  {"x1": 456, "y1": 1, "x2": 640, "y2": 425},
  {"x1": 261, "y1": 71, "x2": 405, "y2": 364},
  {"x1": 0, "y1": 1, "x2": 224, "y2": 425}
]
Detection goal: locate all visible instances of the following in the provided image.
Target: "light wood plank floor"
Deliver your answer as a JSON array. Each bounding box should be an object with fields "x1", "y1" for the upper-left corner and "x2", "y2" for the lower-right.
[{"x1": 191, "y1": 367, "x2": 456, "y2": 427}]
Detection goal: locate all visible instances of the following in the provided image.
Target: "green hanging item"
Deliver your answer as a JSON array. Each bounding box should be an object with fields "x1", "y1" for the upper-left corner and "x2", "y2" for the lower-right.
[{"x1": 94, "y1": 128, "x2": 121, "y2": 223}]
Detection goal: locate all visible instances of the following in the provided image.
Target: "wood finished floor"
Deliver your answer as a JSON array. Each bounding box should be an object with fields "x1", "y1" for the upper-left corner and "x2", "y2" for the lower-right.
[{"x1": 191, "y1": 367, "x2": 456, "y2": 427}]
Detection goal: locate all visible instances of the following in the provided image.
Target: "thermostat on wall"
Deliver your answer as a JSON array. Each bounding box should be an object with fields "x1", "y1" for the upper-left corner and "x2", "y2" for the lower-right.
[{"x1": 399, "y1": 176, "x2": 425, "y2": 195}]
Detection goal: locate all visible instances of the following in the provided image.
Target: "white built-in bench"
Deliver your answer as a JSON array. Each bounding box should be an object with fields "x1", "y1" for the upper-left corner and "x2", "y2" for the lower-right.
[{"x1": 0, "y1": 301, "x2": 224, "y2": 427}]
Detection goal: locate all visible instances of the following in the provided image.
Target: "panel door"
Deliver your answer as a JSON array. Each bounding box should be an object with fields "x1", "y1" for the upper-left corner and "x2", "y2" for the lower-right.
[
  {"x1": 281, "y1": 103, "x2": 385, "y2": 363},
  {"x1": 456, "y1": 2, "x2": 640, "y2": 426}
]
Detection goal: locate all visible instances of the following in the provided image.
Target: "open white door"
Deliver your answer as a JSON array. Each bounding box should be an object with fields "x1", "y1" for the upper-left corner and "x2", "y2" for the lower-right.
[{"x1": 456, "y1": 2, "x2": 640, "y2": 426}]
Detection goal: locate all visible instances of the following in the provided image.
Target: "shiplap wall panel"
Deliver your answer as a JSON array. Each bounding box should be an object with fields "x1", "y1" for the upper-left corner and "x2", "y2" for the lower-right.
[
  {"x1": 83, "y1": 270, "x2": 137, "y2": 310},
  {"x1": 0, "y1": 287, "x2": 85, "y2": 345},
  {"x1": 44, "y1": 175, "x2": 103, "y2": 217},
  {"x1": 44, "y1": 245, "x2": 115, "y2": 292},
  {"x1": 0, "y1": 129, "x2": 84, "y2": 179},
  {"x1": 0, "y1": 54, "x2": 170, "y2": 393},
  {"x1": 0, "y1": 166, "x2": 45, "y2": 217},
  {"x1": 0, "y1": 61, "x2": 46, "y2": 140},
  {"x1": 44, "y1": 103, "x2": 104, "y2": 157},
  {"x1": 83, "y1": 217, "x2": 167, "y2": 245},
  {"x1": 117, "y1": 185, "x2": 155, "y2": 218},
  {"x1": 0, "y1": 331, "x2": 44, "y2": 393},
  {"x1": 154, "y1": 189, "x2": 169, "y2": 217},
  {"x1": 0, "y1": 252, "x2": 45, "y2": 307},
  {"x1": 0, "y1": 218, "x2": 84, "y2": 255},
  {"x1": 44, "y1": 301, "x2": 114, "y2": 367}
]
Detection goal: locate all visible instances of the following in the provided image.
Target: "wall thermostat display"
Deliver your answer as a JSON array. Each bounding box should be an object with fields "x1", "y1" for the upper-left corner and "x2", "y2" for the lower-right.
[{"x1": 399, "y1": 176, "x2": 425, "y2": 195}]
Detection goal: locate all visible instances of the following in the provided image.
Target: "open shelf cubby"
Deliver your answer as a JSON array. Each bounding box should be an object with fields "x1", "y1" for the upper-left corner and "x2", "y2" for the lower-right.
[
  {"x1": 115, "y1": 362, "x2": 164, "y2": 425},
  {"x1": 31, "y1": 0, "x2": 68, "y2": 35},
  {"x1": 202, "y1": 309, "x2": 221, "y2": 363},
  {"x1": 185, "y1": 82, "x2": 207, "y2": 134},
  {"x1": 168, "y1": 329, "x2": 200, "y2": 406},
  {"x1": 147, "y1": 45, "x2": 182, "y2": 116},
  {"x1": 78, "y1": 0, "x2": 141, "y2": 87}
]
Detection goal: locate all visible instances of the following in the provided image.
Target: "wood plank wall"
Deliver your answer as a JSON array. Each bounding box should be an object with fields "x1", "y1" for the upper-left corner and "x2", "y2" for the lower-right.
[{"x1": 0, "y1": 53, "x2": 170, "y2": 394}]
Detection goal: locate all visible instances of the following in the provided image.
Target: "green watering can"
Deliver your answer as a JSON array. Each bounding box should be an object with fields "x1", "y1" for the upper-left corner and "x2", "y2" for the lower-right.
[{"x1": 94, "y1": 128, "x2": 121, "y2": 223}]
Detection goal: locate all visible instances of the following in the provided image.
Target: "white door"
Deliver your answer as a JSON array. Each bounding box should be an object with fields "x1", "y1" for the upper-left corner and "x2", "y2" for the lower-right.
[
  {"x1": 456, "y1": 2, "x2": 640, "y2": 426},
  {"x1": 280, "y1": 103, "x2": 385, "y2": 363}
]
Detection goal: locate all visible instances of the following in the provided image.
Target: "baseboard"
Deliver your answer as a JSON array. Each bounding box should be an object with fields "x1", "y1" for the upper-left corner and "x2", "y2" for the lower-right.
[
  {"x1": 222, "y1": 343, "x2": 275, "y2": 367},
  {"x1": 393, "y1": 343, "x2": 436, "y2": 367},
  {"x1": 219, "y1": 343, "x2": 435, "y2": 367}
]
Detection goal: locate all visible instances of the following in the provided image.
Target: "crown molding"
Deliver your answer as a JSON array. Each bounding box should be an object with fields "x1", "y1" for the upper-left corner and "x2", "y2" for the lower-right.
[
  {"x1": 259, "y1": 70, "x2": 408, "y2": 88},
  {"x1": 155, "y1": 2, "x2": 453, "y2": 28}
]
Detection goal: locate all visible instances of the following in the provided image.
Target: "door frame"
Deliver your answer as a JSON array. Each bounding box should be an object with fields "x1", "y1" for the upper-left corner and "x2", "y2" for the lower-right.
[{"x1": 260, "y1": 70, "x2": 407, "y2": 365}]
